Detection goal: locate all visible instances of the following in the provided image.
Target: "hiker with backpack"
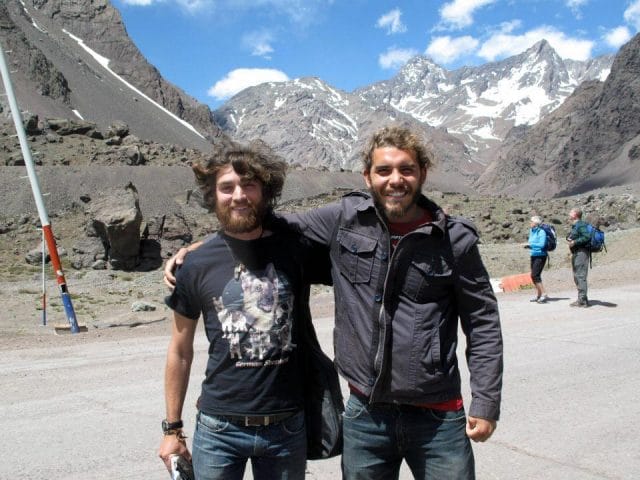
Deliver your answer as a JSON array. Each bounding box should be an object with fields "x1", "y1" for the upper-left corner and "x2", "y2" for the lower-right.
[
  {"x1": 567, "y1": 207, "x2": 591, "y2": 307},
  {"x1": 524, "y1": 216, "x2": 551, "y2": 303}
]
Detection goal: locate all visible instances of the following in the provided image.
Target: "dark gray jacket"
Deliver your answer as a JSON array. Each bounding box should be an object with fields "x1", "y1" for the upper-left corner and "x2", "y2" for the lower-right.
[{"x1": 288, "y1": 191, "x2": 503, "y2": 421}]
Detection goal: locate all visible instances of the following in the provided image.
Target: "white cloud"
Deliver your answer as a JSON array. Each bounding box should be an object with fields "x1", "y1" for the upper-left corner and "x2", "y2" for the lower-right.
[
  {"x1": 207, "y1": 68, "x2": 289, "y2": 100},
  {"x1": 242, "y1": 31, "x2": 275, "y2": 58},
  {"x1": 624, "y1": 0, "x2": 640, "y2": 30},
  {"x1": 440, "y1": 0, "x2": 497, "y2": 29},
  {"x1": 425, "y1": 35, "x2": 479, "y2": 64},
  {"x1": 478, "y1": 26, "x2": 594, "y2": 61},
  {"x1": 498, "y1": 19, "x2": 522, "y2": 34},
  {"x1": 604, "y1": 26, "x2": 632, "y2": 48},
  {"x1": 379, "y1": 47, "x2": 418, "y2": 69},
  {"x1": 566, "y1": 0, "x2": 588, "y2": 16},
  {"x1": 376, "y1": 8, "x2": 407, "y2": 35}
]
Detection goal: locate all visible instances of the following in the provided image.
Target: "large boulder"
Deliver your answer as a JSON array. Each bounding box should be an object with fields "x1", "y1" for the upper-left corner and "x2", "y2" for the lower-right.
[{"x1": 88, "y1": 182, "x2": 142, "y2": 270}]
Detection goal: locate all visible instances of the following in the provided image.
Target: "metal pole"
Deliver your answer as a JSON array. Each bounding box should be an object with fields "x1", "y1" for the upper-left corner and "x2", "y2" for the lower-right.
[
  {"x1": 41, "y1": 228, "x2": 47, "y2": 326},
  {"x1": 0, "y1": 42, "x2": 80, "y2": 333}
]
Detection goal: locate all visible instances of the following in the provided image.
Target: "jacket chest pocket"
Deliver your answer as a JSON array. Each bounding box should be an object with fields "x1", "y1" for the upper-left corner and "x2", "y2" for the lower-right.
[
  {"x1": 403, "y1": 256, "x2": 453, "y2": 303},
  {"x1": 336, "y1": 229, "x2": 378, "y2": 284}
]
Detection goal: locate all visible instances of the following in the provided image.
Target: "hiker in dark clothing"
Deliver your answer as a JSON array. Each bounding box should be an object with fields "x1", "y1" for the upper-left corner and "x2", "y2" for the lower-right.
[{"x1": 567, "y1": 208, "x2": 591, "y2": 307}]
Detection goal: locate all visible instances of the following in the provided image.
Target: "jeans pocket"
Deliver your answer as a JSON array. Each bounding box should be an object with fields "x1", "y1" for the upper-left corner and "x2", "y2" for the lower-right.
[
  {"x1": 427, "y1": 408, "x2": 466, "y2": 423},
  {"x1": 343, "y1": 395, "x2": 368, "y2": 420},
  {"x1": 197, "y1": 411, "x2": 230, "y2": 434},
  {"x1": 281, "y1": 411, "x2": 305, "y2": 435}
]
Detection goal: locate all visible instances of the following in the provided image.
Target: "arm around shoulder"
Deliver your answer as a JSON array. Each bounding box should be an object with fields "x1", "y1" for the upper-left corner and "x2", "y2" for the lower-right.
[{"x1": 163, "y1": 240, "x2": 205, "y2": 289}]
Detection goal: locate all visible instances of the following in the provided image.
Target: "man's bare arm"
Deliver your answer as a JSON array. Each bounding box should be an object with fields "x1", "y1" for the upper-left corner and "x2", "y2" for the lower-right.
[{"x1": 158, "y1": 312, "x2": 197, "y2": 471}]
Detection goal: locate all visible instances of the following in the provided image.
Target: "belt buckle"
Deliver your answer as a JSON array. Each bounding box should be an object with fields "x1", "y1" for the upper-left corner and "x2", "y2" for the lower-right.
[{"x1": 245, "y1": 416, "x2": 268, "y2": 427}]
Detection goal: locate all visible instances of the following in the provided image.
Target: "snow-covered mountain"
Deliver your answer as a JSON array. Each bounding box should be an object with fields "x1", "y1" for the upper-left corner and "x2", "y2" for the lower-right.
[
  {"x1": 214, "y1": 77, "x2": 481, "y2": 192},
  {"x1": 353, "y1": 40, "x2": 611, "y2": 164},
  {"x1": 476, "y1": 33, "x2": 640, "y2": 198},
  {"x1": 215, "y1": 40, "x2": 612, "y2": 173}
]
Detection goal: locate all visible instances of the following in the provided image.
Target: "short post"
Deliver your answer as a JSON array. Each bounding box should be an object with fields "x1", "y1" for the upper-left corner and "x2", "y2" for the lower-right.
[{"x1": 41, "y1": 227, "x2": 47, "y2": 326}]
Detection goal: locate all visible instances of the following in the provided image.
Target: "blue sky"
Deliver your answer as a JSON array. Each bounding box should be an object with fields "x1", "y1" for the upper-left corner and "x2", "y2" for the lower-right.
[{"x1": 112, "y1": 0, "x2": 640, "y2": 108}]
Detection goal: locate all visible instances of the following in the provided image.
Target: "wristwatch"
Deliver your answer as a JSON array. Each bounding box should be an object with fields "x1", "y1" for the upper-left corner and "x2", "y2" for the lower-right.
[{"x1": 162, "y1": 419, "x2": 184, "y2": 434}]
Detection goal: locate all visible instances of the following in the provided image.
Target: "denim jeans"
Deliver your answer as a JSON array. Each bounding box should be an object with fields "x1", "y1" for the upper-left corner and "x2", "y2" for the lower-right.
[
  {"x1": 192, "y1": 410, "x2": 306, "y2": 480},
  {"x1": 342, "y1": 393, "x2": 475, "y2": 480}
]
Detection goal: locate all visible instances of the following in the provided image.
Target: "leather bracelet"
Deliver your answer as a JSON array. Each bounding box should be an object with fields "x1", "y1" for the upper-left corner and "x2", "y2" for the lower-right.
[{"x1": 164, "y1": 429, "x2": 187, "y2": 439}]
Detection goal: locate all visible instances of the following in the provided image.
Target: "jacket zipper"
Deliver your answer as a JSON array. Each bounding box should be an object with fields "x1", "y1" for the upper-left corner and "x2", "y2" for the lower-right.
[
  {"x1": 370, "y1": 214, "x2": 391, "y2": 402},
  {"x1": 369, "y1": 223, "x2": 434, "y2": 401}
]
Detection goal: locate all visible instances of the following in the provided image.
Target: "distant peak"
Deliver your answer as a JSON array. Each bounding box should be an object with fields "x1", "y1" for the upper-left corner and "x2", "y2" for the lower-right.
[{"x1": 526, "y1": 39, "x2": 557, "y2": 57}]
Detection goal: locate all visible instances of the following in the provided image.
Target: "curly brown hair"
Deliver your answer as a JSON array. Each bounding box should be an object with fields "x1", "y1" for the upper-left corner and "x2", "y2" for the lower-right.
[
  {"x1": 362, "y1": 125, "x2": 434, "y2": 172},
  {"x1": 192, "y1": 139, "x2": 287, "y2": 212}
]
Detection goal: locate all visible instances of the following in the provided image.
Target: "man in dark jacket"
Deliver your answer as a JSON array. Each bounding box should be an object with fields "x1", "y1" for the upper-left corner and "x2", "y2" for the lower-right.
[
  {"x1": 567, "y1": 207, "x2": 591, "y2": 307},
  {"x1": 165, "y1": 126, "x2": 504, "y2": 479}
]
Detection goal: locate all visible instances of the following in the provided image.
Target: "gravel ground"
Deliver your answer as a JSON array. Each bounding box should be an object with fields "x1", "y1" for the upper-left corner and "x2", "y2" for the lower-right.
[{"x1": 2, "y1": 227, "x2": 639, "y2": 349}]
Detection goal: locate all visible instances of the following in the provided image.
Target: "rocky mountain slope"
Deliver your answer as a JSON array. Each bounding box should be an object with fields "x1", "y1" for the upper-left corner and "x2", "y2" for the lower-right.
[
  {"x1": 214, "y1": 77, "x2": 480, "y2": 192},
  {"x1": 0, "y1": 0, "x2": 225, "y2": 149},
  {"x1": 477, "y1": 33, "x2": 640, "y2": 198}
]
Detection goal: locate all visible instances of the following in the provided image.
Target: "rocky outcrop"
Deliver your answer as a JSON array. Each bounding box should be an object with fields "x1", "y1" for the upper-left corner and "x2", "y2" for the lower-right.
[
  {"x1": 86, "y1": 182, "x2": 142, "y2": 270},
  {"x1": 0, "y1": 117, "x2": 208, "y2": 166},
  {"x1": 69, "y1": 236, "x2": 107, "y2": 270},
  {"x1": 0, "y1": 2, "x2": 71, "y2": 104}
]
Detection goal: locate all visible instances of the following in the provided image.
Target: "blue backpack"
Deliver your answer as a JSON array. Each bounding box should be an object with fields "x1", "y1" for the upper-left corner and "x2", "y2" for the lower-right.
[
  {"x1": 586, "y1": 224, "x2": 606, "y2": 253},
  {"x1": 540, "y1": 223, "x2": 557, "y2": 252}
]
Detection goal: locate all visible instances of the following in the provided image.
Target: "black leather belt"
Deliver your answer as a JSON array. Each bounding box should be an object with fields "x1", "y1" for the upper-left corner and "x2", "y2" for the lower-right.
[{"x1": 222, "y1": 411, "x2": 297, "y2": 427}]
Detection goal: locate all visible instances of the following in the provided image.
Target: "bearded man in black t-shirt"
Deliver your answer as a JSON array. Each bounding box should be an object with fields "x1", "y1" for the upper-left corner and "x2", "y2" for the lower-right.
[{"x1": 158, "y1": 141, "x2": 329, "y2": 480}]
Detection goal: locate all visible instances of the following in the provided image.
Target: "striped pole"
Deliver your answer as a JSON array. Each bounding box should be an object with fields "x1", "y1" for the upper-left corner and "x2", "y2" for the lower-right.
[
  {"x1": 39, "y1": 227, "x2": 47, "y2": 326},
  {"x1": 0, "y1": 42, "x2": 80, "y2": 333}
]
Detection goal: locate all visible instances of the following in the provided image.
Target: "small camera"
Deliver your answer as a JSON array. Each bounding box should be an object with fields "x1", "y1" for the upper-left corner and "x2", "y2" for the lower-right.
[{"x1": 169, "y1": 454, "x2": 194, "y2": 480}]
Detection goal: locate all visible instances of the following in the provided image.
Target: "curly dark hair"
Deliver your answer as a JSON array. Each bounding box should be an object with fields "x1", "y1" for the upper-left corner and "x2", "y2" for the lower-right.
[
  {"x1": 192, "y1": 139, "x2": 287, "y2": 212},
  {"x1": 362, "y1": 125, "x2": 434, "y2": 171}
]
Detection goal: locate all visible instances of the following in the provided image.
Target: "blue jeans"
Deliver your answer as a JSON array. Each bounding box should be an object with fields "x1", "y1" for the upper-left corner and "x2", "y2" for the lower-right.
[
  {"x1": 342, "y1": 393, "x2": 475, "y2": 480},
  {"x1": 192, "y1": 410, "x2": 306, "y2": 480}
]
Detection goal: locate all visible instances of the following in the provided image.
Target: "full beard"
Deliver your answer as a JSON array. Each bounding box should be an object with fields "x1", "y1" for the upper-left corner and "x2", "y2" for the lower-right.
[
  {"x1": 216, "y1": 202, "x2": 266, "y2": 234},
  {"x1": 370, "y1": 188, "x2": 420, "y2": 221}
]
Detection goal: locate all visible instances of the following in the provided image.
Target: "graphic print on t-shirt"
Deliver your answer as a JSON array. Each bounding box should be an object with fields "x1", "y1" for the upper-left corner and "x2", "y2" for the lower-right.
[{"x1": 213, "y1": 263, "x2": 294, "y2": 366}]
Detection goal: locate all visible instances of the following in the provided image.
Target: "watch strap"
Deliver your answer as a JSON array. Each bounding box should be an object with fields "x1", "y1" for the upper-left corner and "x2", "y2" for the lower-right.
[{"x1": 162, "y1": 419, "x2": 184, "y2": 433}]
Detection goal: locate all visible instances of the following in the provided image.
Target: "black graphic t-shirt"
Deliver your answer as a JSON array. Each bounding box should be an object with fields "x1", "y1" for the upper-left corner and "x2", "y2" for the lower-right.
[{"x1": 166, "y1": 227, "x2": 329, "y2": 416}]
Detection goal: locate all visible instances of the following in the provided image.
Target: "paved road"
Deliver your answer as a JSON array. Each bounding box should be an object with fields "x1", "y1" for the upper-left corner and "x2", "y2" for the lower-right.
[{"x1": 1, "y1": 283, "x2": 638, "y2": 479}]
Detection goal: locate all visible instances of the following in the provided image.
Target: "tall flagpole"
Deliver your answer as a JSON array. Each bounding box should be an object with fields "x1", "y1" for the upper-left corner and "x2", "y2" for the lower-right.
[{"x1": 0, "y1": 42, "x2": 80, "y2": 333}]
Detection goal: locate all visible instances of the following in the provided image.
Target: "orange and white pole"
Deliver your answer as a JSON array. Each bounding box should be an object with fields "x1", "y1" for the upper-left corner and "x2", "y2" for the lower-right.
[{"x1": 0, "y1": 42, "x2": 80, "y2": 333}]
